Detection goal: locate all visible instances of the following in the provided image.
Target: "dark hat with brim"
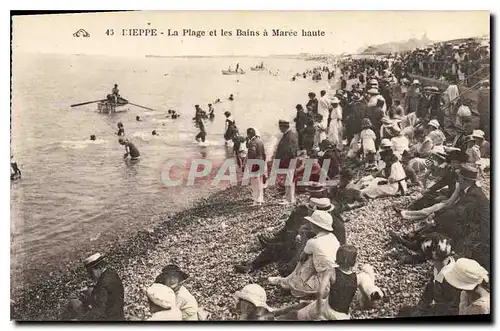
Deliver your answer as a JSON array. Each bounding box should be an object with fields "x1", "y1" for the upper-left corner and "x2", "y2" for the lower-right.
[
  {"x1": 162, "y1": 264, "x2": 189, "y2": 281},
  {"x1": 463, "y1": 135, "x2": 476, "y2": 145},
  {"x1": 460, "y1": 164, "x2": 478, "y2": 180}
]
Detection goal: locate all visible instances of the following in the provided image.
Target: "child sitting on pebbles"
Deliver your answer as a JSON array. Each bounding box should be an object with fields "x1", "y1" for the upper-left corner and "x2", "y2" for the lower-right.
[
  {"x1": 295, "y1": 244, "x2": 359, "y2": 320},
  {"x1": 154, "y1": 265, "x2": 199, "y2": 320},
  {"x1": 146, "y1": 283, "x2": 182, "y2": 320}
]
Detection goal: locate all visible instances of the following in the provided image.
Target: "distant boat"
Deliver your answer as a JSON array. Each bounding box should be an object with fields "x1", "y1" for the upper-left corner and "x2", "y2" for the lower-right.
[{"x1": 222, "y1": 70, "x2": 245, "y2": 75}]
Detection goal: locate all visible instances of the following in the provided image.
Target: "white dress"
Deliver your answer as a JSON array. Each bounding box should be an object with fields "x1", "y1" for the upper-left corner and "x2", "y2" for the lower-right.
[
  {"x1": 327, "y1": 106, "x2": 343, "y2": 146},
  {"x1": 362, "y1": 161, "x2": 407, "y2": 198},
  {"x1": 391, "y1": 135, "x2": 409, "y2": 160},
  {"x1": 360, "y1": 129, "x2": 376, "y2": 155}
]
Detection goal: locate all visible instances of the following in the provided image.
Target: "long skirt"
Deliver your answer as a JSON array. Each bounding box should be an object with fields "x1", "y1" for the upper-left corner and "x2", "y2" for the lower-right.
[
  {"x1": 297, "y1": 298, "x2": 350, "y2": 321},
  {"x1": 278, "y1": 257, "x2": 321, "y2": 298},
  {"x1": 327, "y1": 120, "x2": 342, "y2": 147},
  {"x1": 361, "y1": 178, "x2": 400, "y2": 199},
  {"x1": 250, "y1": 175, "x2": 264, "y2": 203}
]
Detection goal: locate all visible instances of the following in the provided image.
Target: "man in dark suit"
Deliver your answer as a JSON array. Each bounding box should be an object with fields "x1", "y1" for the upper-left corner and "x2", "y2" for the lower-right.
[
  {"x1": 391, "y1": 165, "x2": 490, "y2": 271},
  {"x1": 64, "y1": 253, "x2": 125, "y2": 321},
  {"x1": 273, "y1": 120, "x2": 299, "y2": 205},
  {"x1": 433, "y1": 164, "x2": 490, "y2": 271}
]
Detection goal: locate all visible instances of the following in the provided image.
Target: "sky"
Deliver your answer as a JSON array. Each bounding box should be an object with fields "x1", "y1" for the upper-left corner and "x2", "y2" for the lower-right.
[{"x1": 12, "y1": 11, "x2": 490, "y2": 57}]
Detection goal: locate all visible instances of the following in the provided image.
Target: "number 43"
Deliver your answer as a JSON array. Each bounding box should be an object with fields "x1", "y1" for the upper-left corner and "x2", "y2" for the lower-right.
[{"x1": 105, "y1": 29, "x2": 114, "y2": 36}]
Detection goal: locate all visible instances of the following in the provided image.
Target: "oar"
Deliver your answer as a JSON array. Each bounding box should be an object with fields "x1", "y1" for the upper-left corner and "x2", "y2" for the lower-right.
[
  {"x1": 128, "y1": 102, "x2": 155, "y2": 111},
  {"x1": 71, "y1": 99, "x2": 106, "y2": 107}
]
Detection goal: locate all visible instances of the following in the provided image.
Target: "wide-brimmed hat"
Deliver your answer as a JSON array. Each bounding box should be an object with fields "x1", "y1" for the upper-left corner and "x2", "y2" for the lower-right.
[
  {"x1": 367, "y1": 88, "x2": 379, "y2": 95},
  {"x1": 304, "y1": 210, "x2": 333, "y2": 231},
  {"x1": 83, "y1": 253, "x2": 105, "y2": 269},
  {"x1": 147, "y1": 283, "x2": 177, "y2": 310},
  {"x1": 307, "y1": 197, "x2": 334, "y2": 212},
  {"x1": 443, "y1": 258, "x2": 488, "y2": 291},
  {"x1": 161, "y1": 264, "x2": 189, "y2": 281},
  {"x1": 472, "y1": 130, "x2": 485, "y2": 139},
  {"x1": 429, "y1": 86, "x2": 440, "y2": 93},
  {"x1": 380, "y1": 139, "x2": 392, "y2": 148},
  {"x1": 387, "y1": 124, "x2": 402, "y2": 136},
  {"x1": 331, "y1": 97, "x2": 340, "y2": 104},
  {"x1": 428, "y1": 119, "x2": 440, "y2": 129},
  {"x1": 430, "y1": 151, "x2": 447, "y2": 163},
  {"x1": 235, "y1": 284, "x2": 272, "y2": 312},
  {"x1": 412, "y1": 79, "x2": 420, "y2": 85},
  {"x1": 278, "y1": 119, "x2": 290, "y2": 126},
  {"x1": 460, "y1": 164, "x2": 479, "y2": 180},
  {"x1": 381, "y1": 116, "x2": 392, "y2": 125}
]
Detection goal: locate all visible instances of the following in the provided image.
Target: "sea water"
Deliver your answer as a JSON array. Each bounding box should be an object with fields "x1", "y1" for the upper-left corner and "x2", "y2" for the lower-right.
[{"x1": 10, "y1": 53, "x2": 330, "y2": 288}]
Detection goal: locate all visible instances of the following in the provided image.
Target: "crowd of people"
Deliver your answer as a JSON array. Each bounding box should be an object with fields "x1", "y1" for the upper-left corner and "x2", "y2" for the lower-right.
[
  {"x1": 352, "y1": 37, "x2": 490, "y2": 88},
  {"x1": 60, "y1": 45, "x2": 490, "y2": 321}
]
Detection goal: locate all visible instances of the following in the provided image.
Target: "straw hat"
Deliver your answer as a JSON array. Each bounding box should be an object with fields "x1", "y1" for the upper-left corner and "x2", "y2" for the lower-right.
[
  {"x1": 428, "y1": 119, "x2": 440, "y2": 129},
  {"x1": 83, "y1": 253, "x2": 105, "y2": 269},
  {"x1": 459, "y1": 164, "x2": 479, "y2": 181},
  {"x1": 367, "y1": 88, "x2": 379, "y2": 95},
  {"x1": 443, "y1": 258, "x2": 488, "y2": 291},
  {"x1": 412, "y1": 79, "x2": 420, "y2": 85},
  {"x1": 472, "y1": 130, "x2": 485, "y2": 140},
  {"x1": 147, "y1": 283, "x2": 177, "y2": 310},
  {"x1": 307, "y1": 197, "x2": 334, "y2": 212},
  {"x1": 304, "y1": 210, "x2": 333, "y2": 231},
  {"x1": 235, "y1": 284, "x2": 272, "y2": 312},
  {"x1": 331, "y1": 97, "x2": 340, "y2": 104},
  {"x1": 380, "y1": 139, "x2": 392, "y2": 148}
]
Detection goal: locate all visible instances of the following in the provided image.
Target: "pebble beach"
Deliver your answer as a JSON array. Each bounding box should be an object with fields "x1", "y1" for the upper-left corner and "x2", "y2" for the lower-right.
[{"x1": 11, "y1": 171, "x2": 489, "y2": 320}]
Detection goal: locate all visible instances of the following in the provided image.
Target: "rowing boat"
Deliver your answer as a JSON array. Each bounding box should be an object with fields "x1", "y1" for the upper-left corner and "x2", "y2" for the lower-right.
[{"x1": 97, "y1": 96, "x2": 129, "y2": 114}]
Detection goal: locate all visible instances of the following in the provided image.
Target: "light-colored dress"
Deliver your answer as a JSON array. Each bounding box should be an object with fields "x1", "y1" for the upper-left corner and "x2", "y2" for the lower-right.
[
  {"x1": 176, "y1": 286, "x2": 199, "y2": 320},
  {"x1": 459, "y1": 291, "x2": 490, "y2": 315},
  {"x1": 281, "y1": 232, "x2": 340, "y2": 298},
  {"x1": 327, "y1": 106, "x2": 343, "y2": 146},
  {"x1": 361, "y1": 161, "x2": 407, "y2": 198},
  {"x1": 360, "y1": 129, "x2": 376, "y2": 155},
  {"x1": 391, "y1": 135, "x2": 409, "y2": 160}
]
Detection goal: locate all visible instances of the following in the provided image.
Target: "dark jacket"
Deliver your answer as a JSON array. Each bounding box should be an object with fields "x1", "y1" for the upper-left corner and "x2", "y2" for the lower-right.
[
  {"x1": 247, "y1": 136, "x2": 266, "y2": 161},
  {"x1": 274, "y1": 130, "x2": 299, "y2": 166},
  {"x1": 294, "y1": 110, "x2": 308, "y2": 133},
  {"x1": 435, "y1": 184, "x2": 490, "y2": 271},
  {"x1": 85, "y1": 269, "x2": 125, "y2": 321},
  {"x1": 306, "y1": 98, "x2": 319, "y2": 115}
]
